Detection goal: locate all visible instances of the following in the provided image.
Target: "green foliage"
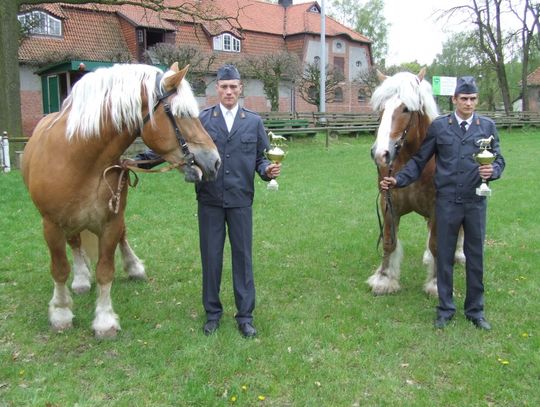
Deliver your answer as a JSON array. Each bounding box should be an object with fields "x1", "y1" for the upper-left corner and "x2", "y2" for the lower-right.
[
  {"x1": 331, "y1": 0, "x2": 388, "y2": 66},
  {"x1": 1, "y1": 131, "x2": 539, "y2": 405}
]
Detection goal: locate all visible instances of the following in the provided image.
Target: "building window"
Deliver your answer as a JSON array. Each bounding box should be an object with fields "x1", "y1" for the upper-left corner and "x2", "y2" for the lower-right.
[
  {"x1": 213, "y1": 33, "x2": 241, "y2": 53},
  {"x1": 18, "y1": 11, "x2": 62, "y2": 37},
  {"x1": 334, "y1": 57, "x2": 345, "y2": 78},
  {"x1": 358, "y1": 89, "x2": 367, "y2": 102},
  {"x1": 137, "y1": 30, "x2": 144, "y2": 44},
  {"x1": 334, "y1": 87, "x2": 343, "y2": 102}
]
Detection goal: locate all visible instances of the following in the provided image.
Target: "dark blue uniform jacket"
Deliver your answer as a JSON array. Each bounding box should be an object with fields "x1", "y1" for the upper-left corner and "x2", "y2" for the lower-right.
[
  {"x1": 196, "y1": 105, "x2": 271, "y2": 208},
  {"x1": 395, "y1": 113, "x2": 505, "y2": 203}
]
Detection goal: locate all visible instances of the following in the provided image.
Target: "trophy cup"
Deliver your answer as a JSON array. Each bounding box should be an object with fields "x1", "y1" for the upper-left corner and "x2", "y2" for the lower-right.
[
  {"x1": 473, "y1": 135, "x2": 496, "y2": 196},
  {"x1": 264, "y1": 132, "x2": 287, "y2": 191}
]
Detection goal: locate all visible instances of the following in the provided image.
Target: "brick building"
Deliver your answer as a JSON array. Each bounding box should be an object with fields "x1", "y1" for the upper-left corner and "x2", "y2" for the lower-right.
[{"x1": 18, "y1": 0, "x2": 373, "y2": 137}]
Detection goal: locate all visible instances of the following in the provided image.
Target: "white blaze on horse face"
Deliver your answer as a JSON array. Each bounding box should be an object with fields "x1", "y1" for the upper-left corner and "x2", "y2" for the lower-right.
[{"x1": 373, "y1": 95, "x2": 403, "y2": 167}]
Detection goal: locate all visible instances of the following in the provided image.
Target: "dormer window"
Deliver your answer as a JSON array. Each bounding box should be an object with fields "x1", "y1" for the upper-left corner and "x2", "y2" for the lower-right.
[
  {"x1": 213, "y1": 33, "x2": 241, "y2": 53},
  {"x1": 18, "y1": 11, "x2": 62, "y2": 37}
]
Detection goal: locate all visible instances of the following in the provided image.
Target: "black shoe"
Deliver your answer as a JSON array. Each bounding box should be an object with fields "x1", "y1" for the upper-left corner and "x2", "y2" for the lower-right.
[
  {"x1": 203, "y1": 319, "x2": 220, "y2": 336},
  {"x1": 434, "y1": 315, "x2": 453, "y2": 329},
  {"x1": 467, "y1": 317, "x2": 491, "y2": 331},
  {"x1": 238, "y1": 322, "x2": 257, "y2": 338}
]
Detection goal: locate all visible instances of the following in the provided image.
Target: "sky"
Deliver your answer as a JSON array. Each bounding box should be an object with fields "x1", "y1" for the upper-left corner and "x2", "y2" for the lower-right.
[{"x1": 293, "y1": 0, "x2": 459, "y2": 66}]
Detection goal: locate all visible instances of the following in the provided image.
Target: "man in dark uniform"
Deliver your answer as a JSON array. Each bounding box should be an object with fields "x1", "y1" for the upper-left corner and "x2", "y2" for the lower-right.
[
  {"x1": 135, "y1": 65, "x2": 280, "y2": 337},
  {"x1": 380, "y1": 76, "x2": 505, "y2": 330},
  {"x1": 197, "y1": 65, "x2": 280, "y2": 337}
]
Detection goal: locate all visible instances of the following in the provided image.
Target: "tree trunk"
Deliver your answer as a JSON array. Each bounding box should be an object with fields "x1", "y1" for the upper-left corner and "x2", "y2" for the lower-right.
[{"x1": 0, "y1": 0, "x2": 23, "y2": 137}]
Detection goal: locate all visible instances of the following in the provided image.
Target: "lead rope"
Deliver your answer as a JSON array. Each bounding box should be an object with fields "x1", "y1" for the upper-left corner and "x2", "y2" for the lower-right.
[{"x1": 103, "y1": 158, "x2": 184, "y2": 214}]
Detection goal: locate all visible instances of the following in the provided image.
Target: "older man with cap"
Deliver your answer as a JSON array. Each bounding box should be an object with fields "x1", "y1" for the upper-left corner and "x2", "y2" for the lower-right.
[
  {"x1": 197, "y1": 64, "x2": 280, "y2": 338},
  {"x1": 380, "y1": 76, "x2": 505, "y2": 330}
]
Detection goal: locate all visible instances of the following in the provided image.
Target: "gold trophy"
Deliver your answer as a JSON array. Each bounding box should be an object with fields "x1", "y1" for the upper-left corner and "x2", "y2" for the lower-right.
[
  {"x1": 474, "y1": 135, "x2": 496, "y2": 196},
  {"x1": 265, "y1": 132, "x2": 287, "y2": 191}
]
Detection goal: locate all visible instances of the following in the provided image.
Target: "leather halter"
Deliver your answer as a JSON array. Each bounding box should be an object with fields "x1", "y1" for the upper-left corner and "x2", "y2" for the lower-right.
[
  {"x1": 140, "y1": 73, "x2": 195, "y2": 167},
  {"x1": 376, "y1": 111, "x2": 417, "y2": 249}
]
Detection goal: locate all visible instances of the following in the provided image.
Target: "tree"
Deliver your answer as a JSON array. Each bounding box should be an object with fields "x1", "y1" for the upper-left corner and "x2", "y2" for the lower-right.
[
  {"x1": 439, "y1": 0, "x2": 539, "y2": 113},
  {"x1": 331, "y1": 0, "x2": 388, "y2": 67},
  {"x1": 508, "y1": 0, "x2": 540, "y2": 111},
  {"x1": 297, "y1": 61, "x2": 344, "y2": 107},
  {"x1": 239, "y1": 51, "x2": 301, "y2": 111},
  {"x1": 1, "y1": 0, "x2": 238, "y2": 137}
]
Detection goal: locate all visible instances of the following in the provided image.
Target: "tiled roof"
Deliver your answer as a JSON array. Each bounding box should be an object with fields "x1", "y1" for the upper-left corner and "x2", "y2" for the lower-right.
[
  {"x1": 19, "y1": 5, "x2": 130, "y2": 63},
  {"x1": 117, "y1": 4, "x2": 176, "y2": 30},
  {"x1": 527, "y1": 66, "x2": 540, "y2": 86},
  {"x1": 18, "y1": 1, "x2": 371, "y2": 64}
]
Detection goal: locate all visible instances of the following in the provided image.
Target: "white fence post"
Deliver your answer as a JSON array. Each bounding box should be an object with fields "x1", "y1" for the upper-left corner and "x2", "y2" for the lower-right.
[{"x1": 1, "y1": 131, "x2": 11, "y2": 173}]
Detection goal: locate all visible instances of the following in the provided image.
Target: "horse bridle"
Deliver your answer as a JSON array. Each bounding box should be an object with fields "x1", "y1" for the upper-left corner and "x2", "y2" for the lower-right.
[
  {"x1": 104, "y1": 73, "x2": 197, "y2": 214},
  {"x1": 376, "y1": 110, "x2": 417, "y2": 250},
  {"x1": 140, "y1": 73, "x2": 195, "y2": 168}
]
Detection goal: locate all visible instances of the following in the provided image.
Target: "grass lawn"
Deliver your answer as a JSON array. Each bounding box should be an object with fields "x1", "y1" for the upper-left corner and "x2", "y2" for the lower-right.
[{"x1": 0, "y1": 129, "x2": 539, "y2": 406}]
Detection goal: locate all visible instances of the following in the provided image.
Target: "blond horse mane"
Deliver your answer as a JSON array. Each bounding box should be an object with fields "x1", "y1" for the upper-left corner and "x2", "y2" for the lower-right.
[
  {"x1": 371, "y1": 71, "x2": 439, "y2": 121},
  {"x1": 60, "y1": 64, "x2": 199, "y2": 140}
]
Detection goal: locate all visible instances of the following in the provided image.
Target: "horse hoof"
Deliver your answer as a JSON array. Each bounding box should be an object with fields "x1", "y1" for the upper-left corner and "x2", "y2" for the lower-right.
[
  {"x1": 50, "y1": 320, "x2": 73, "y2": 332},
  {"x1": 94, "y1": 327, "x2": 119, "y2": 339},
  {"x1": 71, "y1": 282, "x2": 91, "y2": 294},
  {"x1": 127, "y1": 266, "x2": 147, "y2": 281},
  {"x1": 423, "y1": 280, "x2": 438, "y2": 297},
  {"x1": 367, "y1": 274, "x2": 400, "y2": 295}
]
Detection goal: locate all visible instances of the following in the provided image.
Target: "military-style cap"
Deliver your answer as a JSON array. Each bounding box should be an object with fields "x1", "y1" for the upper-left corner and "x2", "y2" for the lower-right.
[
  {"x1": 217, "y1": 64, "x2": 241, "y2": 81},
  {"x1": 455, "y1": 76, "x2": 478, "y2": 95}
]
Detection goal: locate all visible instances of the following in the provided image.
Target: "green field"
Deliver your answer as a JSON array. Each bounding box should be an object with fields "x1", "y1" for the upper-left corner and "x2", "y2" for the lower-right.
[{"x1": 1, "y1": 130, "x2": 538, "y2": 406}]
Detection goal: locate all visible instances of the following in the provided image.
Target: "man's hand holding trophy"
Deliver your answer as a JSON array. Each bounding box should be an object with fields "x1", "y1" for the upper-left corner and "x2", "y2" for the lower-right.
[
  {"x1": 474, "y1": 135, "x2": 496, "y2": 196},
  {"x1": 265, "y1": 131, "x2": 287, "y2": 191}
]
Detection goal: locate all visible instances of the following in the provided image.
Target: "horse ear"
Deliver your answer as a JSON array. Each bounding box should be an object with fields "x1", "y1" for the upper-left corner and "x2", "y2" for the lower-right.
[
  {"x1": 417, "y1": 67, "x2": 427, "y2": 82},
  {"x1": 163, "y1": 64, "x2": 190, "y2": 91},
  {"x1": 376, "y1": 70, "x2": 387, "y2": 82}
]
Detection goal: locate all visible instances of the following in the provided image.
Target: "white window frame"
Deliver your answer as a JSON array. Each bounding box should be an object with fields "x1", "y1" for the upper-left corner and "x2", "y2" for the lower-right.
[
  {"x1": 213, "y1": 33, "x2": 241, "y2": 53},
  {"x1": 18, "y1": 11, "x2": 62, "y2": 37}
]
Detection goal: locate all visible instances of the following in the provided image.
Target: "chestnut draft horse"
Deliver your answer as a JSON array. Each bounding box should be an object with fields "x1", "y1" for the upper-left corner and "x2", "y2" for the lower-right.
[
  {"x1": 368, "y1": 68, "x2": 464, "y2": 296},
  {"x1": 23, "y1": 63, "x2": 220, "y2": 338}
]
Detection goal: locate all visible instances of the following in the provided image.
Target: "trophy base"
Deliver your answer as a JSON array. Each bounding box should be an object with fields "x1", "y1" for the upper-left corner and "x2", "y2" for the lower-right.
[
  {"x1": 476, "y1": 186, "x2": 492, "y2": 196},
  {"x1": 267, "y1": 179, "x2": 279, "y2": 191}
]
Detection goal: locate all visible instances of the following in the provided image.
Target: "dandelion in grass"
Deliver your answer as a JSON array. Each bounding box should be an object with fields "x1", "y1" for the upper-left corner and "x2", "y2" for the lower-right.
[
  {"x1": 497, "y1": 357, "x2": 509, "y2": 365},
  {"x1": 258, "y1": 395, "x2": 266, "y2": 401},
  {"x1": 521, "y1": 332, "x2": 530, "y2": 338},
  {"x1": 242, "y1": 385, "x2": 248, "y2": 392},
  {"x1": 230, "y1": 395, "x2": 237, "y2": 403}
]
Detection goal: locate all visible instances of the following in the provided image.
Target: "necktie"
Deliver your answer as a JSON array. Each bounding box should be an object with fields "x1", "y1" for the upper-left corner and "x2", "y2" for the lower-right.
[
  {"x1": 460, "y1": 121, "x2": 467, "y2": 134},
  {"x1": 225, "y1": 110, "x2": 234, "y2": 132}
]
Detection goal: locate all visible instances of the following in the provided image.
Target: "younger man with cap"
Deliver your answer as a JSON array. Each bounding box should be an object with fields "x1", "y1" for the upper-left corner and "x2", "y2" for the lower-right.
[
  {"x1": 380, "y1": 76, "x2": 505, "y2": 330},
  {"x1": 197, "y1": 64, "x2": 280, "y2": 337}
]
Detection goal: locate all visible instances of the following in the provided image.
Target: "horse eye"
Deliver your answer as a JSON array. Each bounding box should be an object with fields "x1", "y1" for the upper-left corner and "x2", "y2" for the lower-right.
[{"x1": 403, "y1": 106, "x2": 409, "y2": 113}]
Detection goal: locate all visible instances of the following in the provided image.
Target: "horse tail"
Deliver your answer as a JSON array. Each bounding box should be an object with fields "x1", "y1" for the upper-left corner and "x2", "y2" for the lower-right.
[{"x1": 80, "y1": 230, "x2": 99, "y2": 263}]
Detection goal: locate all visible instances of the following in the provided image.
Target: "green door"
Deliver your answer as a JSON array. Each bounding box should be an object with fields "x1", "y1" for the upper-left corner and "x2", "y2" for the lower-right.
[
  {"x1": 41, "y1": 75, "x2": 60, "y2": 114},
  {"x1": 47, "y1": 75, "x2": 60, "y2": 113}
]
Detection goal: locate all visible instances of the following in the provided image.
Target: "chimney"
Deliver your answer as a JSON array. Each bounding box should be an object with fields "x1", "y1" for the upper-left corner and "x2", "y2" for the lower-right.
[{"x1": 279, "y1": 0, "x2": 293, "y2": 7}]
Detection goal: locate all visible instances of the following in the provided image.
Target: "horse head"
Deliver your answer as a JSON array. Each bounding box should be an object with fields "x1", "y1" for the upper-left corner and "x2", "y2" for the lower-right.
[
  {"x1": 142, "y1": 63, "x2": 221, "y2": 182},
  {"x1": 370, "y1": 67, "x2": 438, "y2": 169}
]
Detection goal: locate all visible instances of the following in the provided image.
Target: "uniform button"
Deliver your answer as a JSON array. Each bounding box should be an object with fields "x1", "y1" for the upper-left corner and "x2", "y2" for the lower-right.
[
  {"x1": 458, "y1": 183, "x2": 463, "y2": 187},
  {"x1": 462, "y1": 141, "x2": 466, "y2": 145},
  {"x1": 226, "y1": 154, "x2": 230, "y2": 158},
  {"x1": 461, "y1": 155, "x2": 465, "y2": 159},
  {"x1": 225, "y1": 170, "x2": 230, "y2": 174}
]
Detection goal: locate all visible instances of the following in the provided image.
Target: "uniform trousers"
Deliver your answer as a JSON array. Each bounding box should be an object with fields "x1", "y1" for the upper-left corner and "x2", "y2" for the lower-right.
[
  {"x1": 198, "y1": 203, "x2": 255, "y2": 324},
  {"x1": 435, "y1": 198, "x2": 487, "y2": 319}
]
